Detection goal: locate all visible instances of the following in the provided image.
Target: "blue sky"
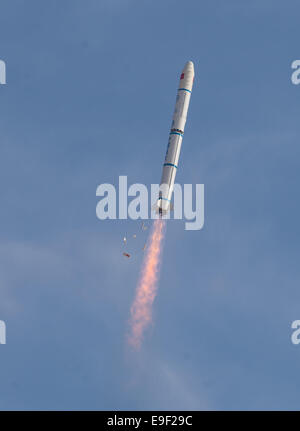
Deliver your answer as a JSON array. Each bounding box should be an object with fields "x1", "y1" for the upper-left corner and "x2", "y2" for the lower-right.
[{"x1": 0, "y1": 0, "x2": 300, "y2": 410}]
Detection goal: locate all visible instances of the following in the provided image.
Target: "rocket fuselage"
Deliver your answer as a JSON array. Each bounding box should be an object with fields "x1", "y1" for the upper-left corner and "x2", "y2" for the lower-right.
[{"x1": 157, "y1": 61, "x2": 194, "y2": 215}]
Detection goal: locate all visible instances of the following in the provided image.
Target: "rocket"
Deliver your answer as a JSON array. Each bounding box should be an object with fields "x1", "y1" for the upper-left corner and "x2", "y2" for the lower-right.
[{"x1": 156, "y1": 61, "x2": 194, "y2": 216}]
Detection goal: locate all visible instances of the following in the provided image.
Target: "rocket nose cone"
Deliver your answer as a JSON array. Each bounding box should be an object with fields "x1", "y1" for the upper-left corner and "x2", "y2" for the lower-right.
[
  {"x1": 179, "y1": 60, "x2": 194, "y2": 91},
  {"x1": 183, "y1": 61, "x2": 194, "y2": 73}
]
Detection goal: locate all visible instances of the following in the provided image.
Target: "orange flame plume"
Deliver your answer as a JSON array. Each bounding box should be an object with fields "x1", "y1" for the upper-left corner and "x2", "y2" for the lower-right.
[{"x1": 128, "y1": 218, "x2": 166, "y2": 350}]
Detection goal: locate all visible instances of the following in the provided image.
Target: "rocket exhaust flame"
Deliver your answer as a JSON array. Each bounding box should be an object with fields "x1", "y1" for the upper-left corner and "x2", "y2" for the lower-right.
[{"x1": 128, "y1": 218, "x2": 166, "y2": 350}]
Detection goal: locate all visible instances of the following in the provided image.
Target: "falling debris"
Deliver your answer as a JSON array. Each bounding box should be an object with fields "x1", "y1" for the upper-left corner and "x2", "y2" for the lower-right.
[
  {"x1": 123, "y1": 237, "x2": 127, "y2": 244},
  {"x1": 142, "y1": 243, "x2": 147, "y2": 251},
  {"x1": 133, "y1": 234, "x2": 136, "y2": 238},
  {"x1": 141, "y1": 222, "x2": 148, "y2": 231},
  {"x1": 123, "y1": 252, "x2": 130, "y2": 258}
]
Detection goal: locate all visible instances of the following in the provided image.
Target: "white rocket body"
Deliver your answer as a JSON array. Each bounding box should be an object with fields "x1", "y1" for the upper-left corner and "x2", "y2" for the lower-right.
[{"x1": 157, "y1": 61, "x2": 194, "y2": 215}]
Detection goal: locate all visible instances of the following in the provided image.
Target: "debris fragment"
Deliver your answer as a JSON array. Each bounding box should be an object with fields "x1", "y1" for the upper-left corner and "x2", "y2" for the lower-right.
[
  {"x1": 133, "y1": 234, "x2": 136, "y2": 238},
  {"x1": 142, "y1": 243, "x2": 146, "y2": 251},
  {"x1": 123, "y1": 252, "x2": 130, "y2": 258},
  {"x1": 123, "y1": 237, "x2": 127, "y2": 244}
]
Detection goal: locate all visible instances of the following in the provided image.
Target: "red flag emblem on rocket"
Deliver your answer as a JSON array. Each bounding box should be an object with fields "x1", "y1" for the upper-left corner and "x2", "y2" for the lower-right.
[{"x1": 180, "y1": 73, "x2": 184, "y2": 79}]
